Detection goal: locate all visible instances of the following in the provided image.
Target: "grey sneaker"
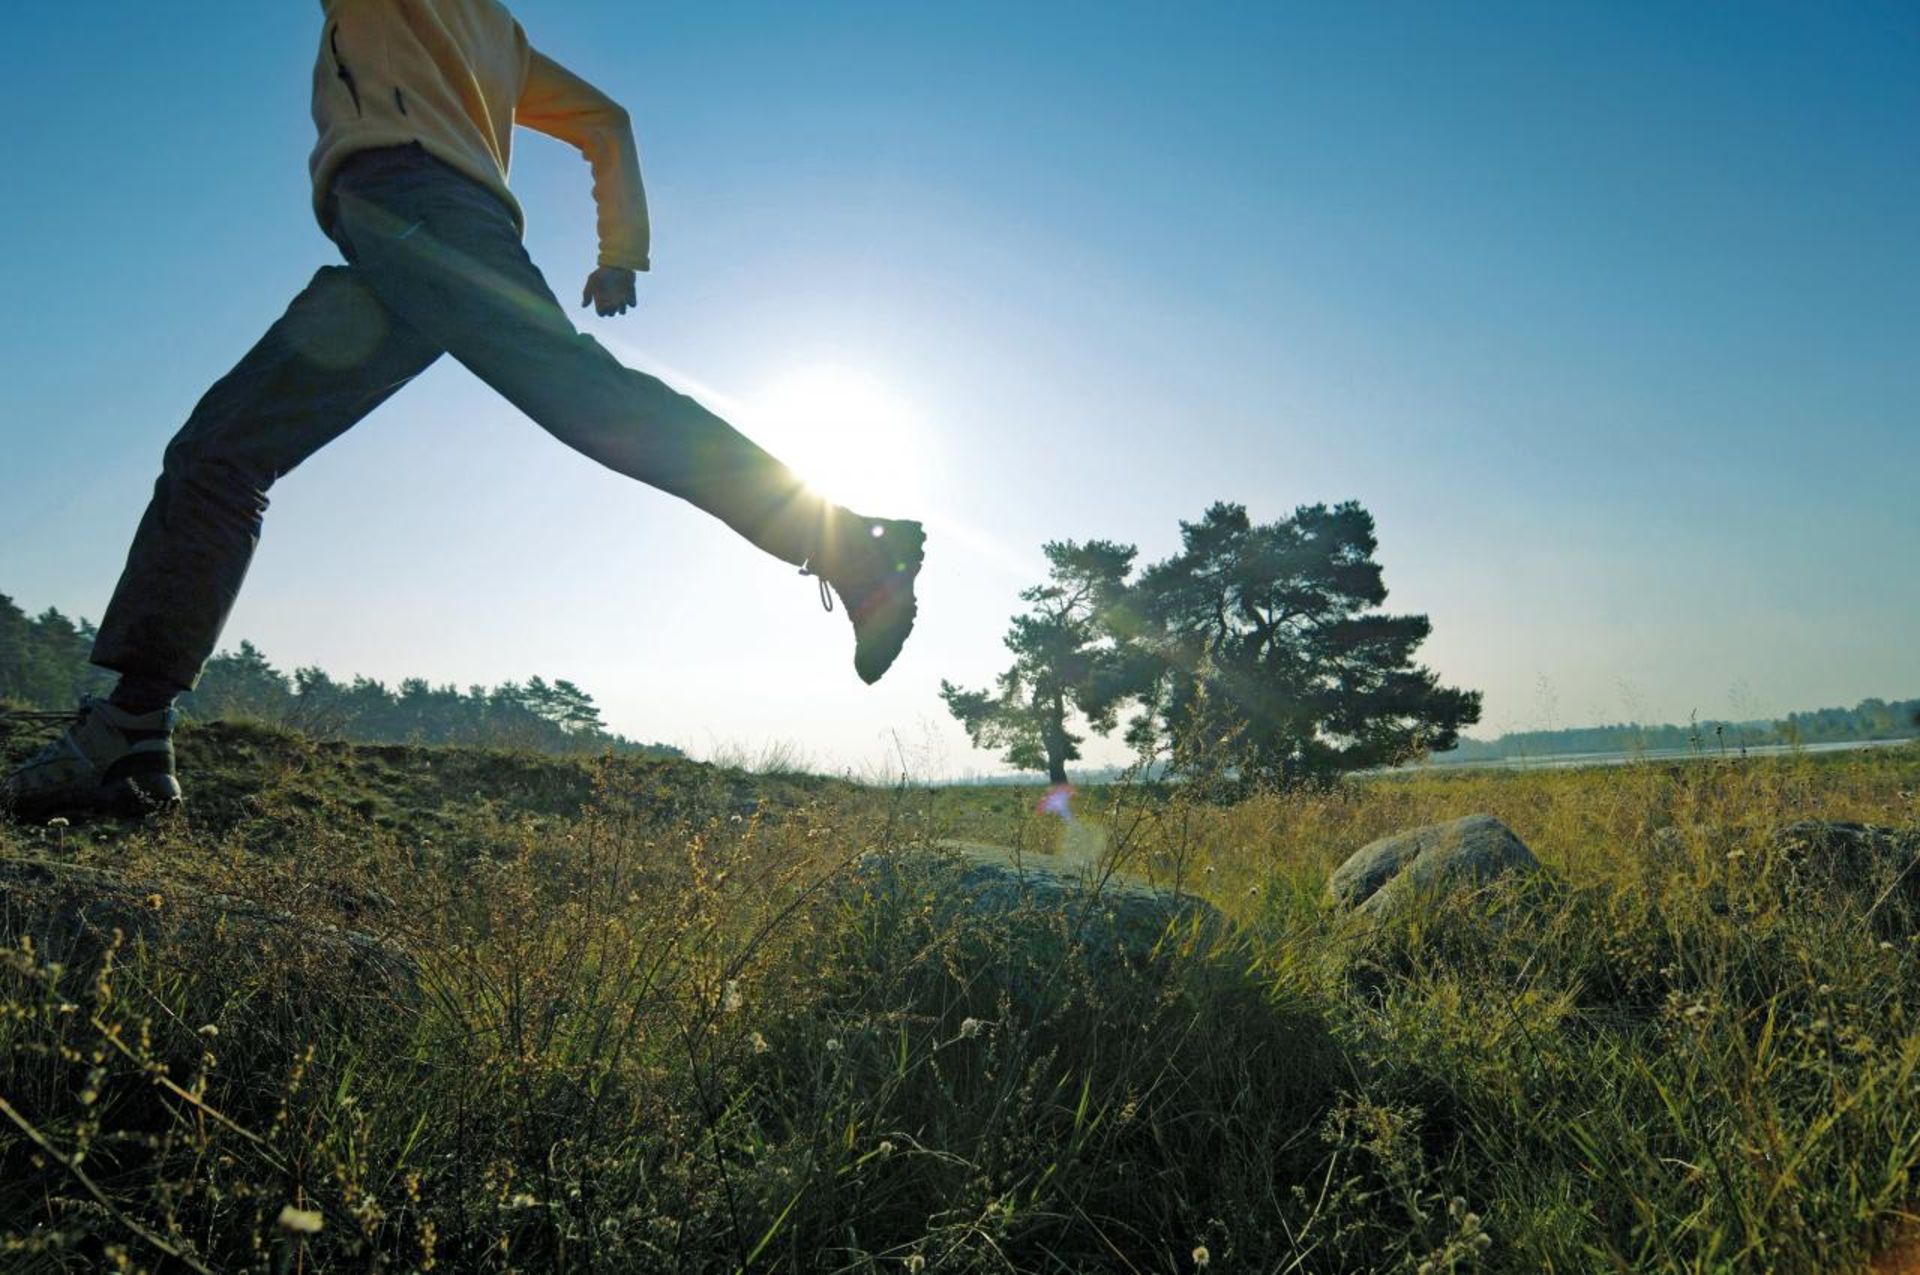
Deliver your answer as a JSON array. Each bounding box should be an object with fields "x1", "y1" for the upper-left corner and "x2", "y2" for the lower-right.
[
  {"x1": 802, "y1": 513, "x2": 926, "y2": 684},
  {"x1": 1, "y1": 698, "x2": 183, "y2": 822}
]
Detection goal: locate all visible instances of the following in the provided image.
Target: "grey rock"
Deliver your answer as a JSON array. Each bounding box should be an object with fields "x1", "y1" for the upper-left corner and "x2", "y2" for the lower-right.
[
  {"x1": 1649, "y1": 825, "x2": 1688, "y2": 858},
  {"x1": 1769, "y1": 820, "x2": 1920, "y2": 902},
  {"x1": 1329, "y1": 814, "x2": 1540, "y2": 916},
  {"x1": 851, "y1": 841, "x2": 1224, "y2": 989},
  {"x1": 0, "y1": 855, "x2": 420, "y2": 1005}
]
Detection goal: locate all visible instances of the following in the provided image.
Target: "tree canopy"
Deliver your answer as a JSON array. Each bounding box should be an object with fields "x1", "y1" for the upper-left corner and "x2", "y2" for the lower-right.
[
  {"x1": 940, "y1": 540, "x2": 1143, "y2": 784},
  {"x1": 1123, "y1": 501, "x2": 1481, "y2": 785},
  {"x1": 941, "y1": 501, "x2": 1483, "y2": 787}
]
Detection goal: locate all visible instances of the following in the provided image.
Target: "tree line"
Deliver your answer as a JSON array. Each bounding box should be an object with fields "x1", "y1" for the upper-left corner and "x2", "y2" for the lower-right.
[
  {"x1": 942, "y1": 500, "x2": 1483, "y2": 788},
  {"x1": 0, "y1": 594, "x2": 682, "y2": 758},
  {"x1": 1444, "y1": 699, "x2": 1920, "y2": 763}
]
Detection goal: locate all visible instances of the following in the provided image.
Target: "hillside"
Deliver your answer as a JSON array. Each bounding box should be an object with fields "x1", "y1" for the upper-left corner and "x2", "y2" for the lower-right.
[
  {"x1": 5, "y1": 724, "x2": 1920, "y2": 1272},
  {"x1": 2, "y1": 718, "x2": 840, "y2": 848}
]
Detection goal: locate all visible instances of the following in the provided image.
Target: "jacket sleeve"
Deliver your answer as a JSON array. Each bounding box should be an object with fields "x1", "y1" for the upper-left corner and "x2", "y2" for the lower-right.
[{"x1": 517, "y1": 49, "x2": 651, "y2": 271}]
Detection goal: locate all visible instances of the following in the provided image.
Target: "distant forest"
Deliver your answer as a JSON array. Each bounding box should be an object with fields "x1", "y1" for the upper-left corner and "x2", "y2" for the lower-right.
[
  {"x1": 1438, "y1": 699, "x2": 1920, "y2": 763},
  {"x1": 9, "y1": 589, "x2": 1915, "y2": 773},
  {"x1": 0, "y1": 594, "x2": 682, "y2": 758}
]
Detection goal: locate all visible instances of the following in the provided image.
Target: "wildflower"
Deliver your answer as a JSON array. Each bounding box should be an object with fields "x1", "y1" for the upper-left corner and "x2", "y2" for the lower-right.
[
  {"x1": 46, "y1": 817, "x2": 69, "y2": 829},
  {"x1": 877, "y1": 1140, "x2": 895, "y2": 1156},
  {"x1": 509, "y1": 1193, "x2": 539, "y2": 1208},
  {"x1": 277, "y1": 1205, "x2": 324, "y2": 1234},
  {"x1": 905, "y1": 1257, "x2": 926, "y2": 1273},
  {"x1": 145, "y1": 893, "x2": 165, "y2": 910},
  {"x1": 721, "y1": 980, "x2": 743, "y2": 1013},
  {"x1": 1192, "y1": 1244, "x2": 1211, "y2": 1267},
  {"x1": 958, "y1": 1017, "x2": 983, "y2": 1039},
  {"x1": 197, "y1": 1024, "x2": 219, "y2": 1038},
  {"x1": 824, "y1": 1038, "x2": 842, "y2": 1054},
  {"x1": 1726, "y1": 850, "x2": 1745, "y2": 862},
  {"x1": 749, "y1": 1031, "x2": 770, "y2": 1055}
]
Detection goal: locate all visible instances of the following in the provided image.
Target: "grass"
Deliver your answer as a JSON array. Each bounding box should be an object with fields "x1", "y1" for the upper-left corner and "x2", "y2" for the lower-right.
[{"x1": 3, "y1": 720, "x2": 1920, "y2": 1272}]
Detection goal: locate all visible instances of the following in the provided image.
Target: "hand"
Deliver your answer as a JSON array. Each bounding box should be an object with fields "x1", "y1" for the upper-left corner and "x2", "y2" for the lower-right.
[{"x1": 581, "y1": 266, "x2": 637, "y2": 317}]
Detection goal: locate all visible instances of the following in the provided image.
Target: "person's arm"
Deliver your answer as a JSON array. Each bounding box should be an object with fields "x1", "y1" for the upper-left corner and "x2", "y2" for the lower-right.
[{"x1": 517, "y1": 48, "x2": 651, "y2": 313}]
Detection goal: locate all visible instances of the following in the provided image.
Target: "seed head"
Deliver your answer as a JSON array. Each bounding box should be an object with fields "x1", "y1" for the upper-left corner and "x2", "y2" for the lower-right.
[{"x1": 277, "y1": 1205, "x2": 324, "y2": 1234}]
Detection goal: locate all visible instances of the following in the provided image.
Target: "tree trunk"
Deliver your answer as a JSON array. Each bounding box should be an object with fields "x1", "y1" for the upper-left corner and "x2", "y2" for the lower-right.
[{"x1": 1045, "y1": 691, "x2": 1069, "y2": 785}]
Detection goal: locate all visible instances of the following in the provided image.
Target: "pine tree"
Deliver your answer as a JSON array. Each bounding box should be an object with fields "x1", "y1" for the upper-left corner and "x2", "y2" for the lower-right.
[
  {"x1": 941, "y1": 540, "x2": 1143, "y2": 783},
  {"x1": 1124, "y1": 501, "x2": 1481, "y2": 786}
]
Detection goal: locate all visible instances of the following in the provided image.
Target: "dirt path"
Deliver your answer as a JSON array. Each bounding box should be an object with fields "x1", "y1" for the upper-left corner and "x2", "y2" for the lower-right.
[{"x1": 1874, "y1": 1234, "x2": 1920, "y2": 1274}]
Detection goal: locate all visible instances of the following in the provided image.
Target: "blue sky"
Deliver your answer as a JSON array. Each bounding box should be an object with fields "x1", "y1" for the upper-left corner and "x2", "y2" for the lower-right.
[{"x1": 2, "y1": 3, "x2": 1915, "y2": 775}]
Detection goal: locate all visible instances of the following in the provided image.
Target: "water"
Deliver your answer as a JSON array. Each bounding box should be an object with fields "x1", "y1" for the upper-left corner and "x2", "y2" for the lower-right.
[{"x1": 1416, "y1": 736, "x2": 1915, "y2": 773}]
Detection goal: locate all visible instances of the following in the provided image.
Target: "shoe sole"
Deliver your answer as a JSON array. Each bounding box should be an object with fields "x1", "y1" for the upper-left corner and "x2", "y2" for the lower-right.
[
  {"x1": 853, "y1": 524, "x2": 927, "y2": 684},
  {"x1": 4, "y1": 774, "x2": 184, "y2": 824}
]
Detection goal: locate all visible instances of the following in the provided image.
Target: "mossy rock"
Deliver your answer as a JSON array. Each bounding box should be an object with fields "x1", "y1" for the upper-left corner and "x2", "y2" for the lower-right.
[
  {"x1": 1329, "y1": 813, "x2": 1542, "y2": 918},
  {"x1": 1768, "y1": 820, "x2": 1920, "y2": 926},
  {"x1": 0, "y1": 854, "x2": 420, "y2": 1009},
  {"x1": 848, "y1": 840, "x2": 1226, "y2": 1007}
]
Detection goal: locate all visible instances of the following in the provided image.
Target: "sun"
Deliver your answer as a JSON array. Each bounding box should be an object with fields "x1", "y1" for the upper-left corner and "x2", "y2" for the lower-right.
[{"x1": 745, "y1": 366, "x2": 926, "y2": 513}]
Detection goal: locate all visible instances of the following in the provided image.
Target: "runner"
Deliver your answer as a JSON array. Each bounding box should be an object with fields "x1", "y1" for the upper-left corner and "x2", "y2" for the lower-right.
[{"x1": 2, "y1": 0, "x2": 925, "y2": 821}]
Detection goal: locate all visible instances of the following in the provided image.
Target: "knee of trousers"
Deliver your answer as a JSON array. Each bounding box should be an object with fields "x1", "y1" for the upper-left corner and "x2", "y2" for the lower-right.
[{"x1": 157, "y1": 438, "x2": 273, "y2": 533}]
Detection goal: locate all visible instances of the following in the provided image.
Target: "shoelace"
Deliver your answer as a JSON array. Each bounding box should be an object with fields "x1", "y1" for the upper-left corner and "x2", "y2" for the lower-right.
[{"x1": 798, "y1": 562, "x2": 834, "y2": 612}]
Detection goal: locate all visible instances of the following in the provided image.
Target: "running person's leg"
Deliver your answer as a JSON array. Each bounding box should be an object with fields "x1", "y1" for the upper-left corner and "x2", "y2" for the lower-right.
[
  {"x1": 92, "y1": 264, "x2": 442, "y2": 691},
  {"x1": 1, "y1": 258, "x2": 442, "y2": 819},
  {"x1": 326, "y1": 145, "x2": 923, "y2": 682},
  {"x1": 329, "y1": 146, "x2": 820, "y2": 564}
]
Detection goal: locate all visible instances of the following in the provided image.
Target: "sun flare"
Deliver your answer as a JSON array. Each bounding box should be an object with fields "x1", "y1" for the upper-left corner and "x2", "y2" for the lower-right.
[{"x1": 746, "y1": 366, "x2": 926, "y2": 512}]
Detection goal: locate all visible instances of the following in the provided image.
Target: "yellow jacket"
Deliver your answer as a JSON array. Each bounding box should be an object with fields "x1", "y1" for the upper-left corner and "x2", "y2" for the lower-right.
[{"x1": 310, "y1": 0, "x2": 649, "y2": 270}]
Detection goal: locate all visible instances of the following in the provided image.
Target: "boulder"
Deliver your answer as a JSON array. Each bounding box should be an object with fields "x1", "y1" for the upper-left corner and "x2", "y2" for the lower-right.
[
  {"x1": 1769, "y1": 821, "x2": 1920, "y2": 903},
  {"x1": 1329, "y1": 814, "x2": 1540, "y2": 917},
  {"x1": 0, "y1": 855, "x2": 420, "y2": 1006},
  {"x1": 849, "y1": 841, "x2": 1224, "y2": 1000}
]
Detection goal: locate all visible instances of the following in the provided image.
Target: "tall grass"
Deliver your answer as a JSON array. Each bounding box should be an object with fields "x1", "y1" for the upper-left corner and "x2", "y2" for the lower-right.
[{"x1": 3, "y1": 729, "x2": 1919, "y2": 1271}]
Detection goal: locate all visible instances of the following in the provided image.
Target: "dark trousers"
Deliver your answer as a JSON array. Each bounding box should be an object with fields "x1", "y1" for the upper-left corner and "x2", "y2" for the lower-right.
[{"x1": 93, "y1": 143, "x2": 823, "y2": 690}]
